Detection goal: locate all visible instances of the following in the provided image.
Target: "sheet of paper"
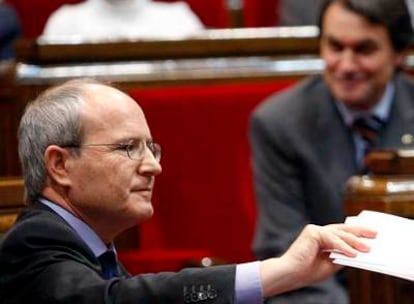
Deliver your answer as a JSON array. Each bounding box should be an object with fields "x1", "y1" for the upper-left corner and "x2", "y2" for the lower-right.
[{"x1": 330, "y1": 210, "x2": 414, "y2": 281}]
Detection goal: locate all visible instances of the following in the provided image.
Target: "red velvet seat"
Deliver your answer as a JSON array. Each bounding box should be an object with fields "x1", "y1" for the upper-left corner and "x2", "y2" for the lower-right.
[{"x1": 118, "y1": 80, "x2": 296, "y2": 274}]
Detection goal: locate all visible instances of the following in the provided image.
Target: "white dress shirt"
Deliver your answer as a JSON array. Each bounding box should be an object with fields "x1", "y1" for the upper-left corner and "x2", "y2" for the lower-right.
[{"x1": 42, "y1": 0, "x2": 204, "y2": 41}]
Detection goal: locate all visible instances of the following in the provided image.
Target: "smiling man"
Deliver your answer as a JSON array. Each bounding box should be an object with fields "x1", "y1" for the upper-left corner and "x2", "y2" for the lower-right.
[
  {"x1": 249, "y1": 0, "x2": 414, "y2": 303},
  {"x1": 0, "y1": 78, "x2": 376, "y2": 303}
]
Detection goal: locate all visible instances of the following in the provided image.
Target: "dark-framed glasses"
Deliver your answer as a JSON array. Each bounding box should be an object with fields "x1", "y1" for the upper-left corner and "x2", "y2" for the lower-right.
[{"x1": 63, "y1": 139, "x2": 161, "y2": 162}]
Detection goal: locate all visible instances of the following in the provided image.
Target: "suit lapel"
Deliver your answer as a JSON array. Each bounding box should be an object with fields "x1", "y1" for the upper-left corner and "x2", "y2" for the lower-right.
[
  {"x1": 381, "y1": 73, "x2": 414, "y2": 148},
  {"x1": 311, "y1": 80, "x2": 358, "y2": 182}
]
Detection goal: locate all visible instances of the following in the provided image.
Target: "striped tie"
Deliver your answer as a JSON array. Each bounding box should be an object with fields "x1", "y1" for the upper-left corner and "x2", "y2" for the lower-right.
[
  {"x1": 352, "y1": 115, "x2": 385, "y2": 149},
  {"x1": 352, "y1": 115, "x2": 385, "y2": 172}
]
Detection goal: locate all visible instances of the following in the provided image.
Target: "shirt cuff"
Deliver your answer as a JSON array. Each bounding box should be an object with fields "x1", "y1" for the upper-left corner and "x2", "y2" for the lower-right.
[{"x1": 235, "y1": 261, "x2": 263, "y2": 304}]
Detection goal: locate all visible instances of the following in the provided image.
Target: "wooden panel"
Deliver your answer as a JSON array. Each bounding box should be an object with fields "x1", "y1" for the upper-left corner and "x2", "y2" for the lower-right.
[
  {"x1": 0, "y1": 177, "x2": 24, "y2": 235},
  {"x1": 0, "y1": 177, "x2": 25, "y2": 208},
  {"x1": 0, "y1": 212, "x2": 19, "y2": 234},
  {"x1": 0, "y1": 62, "x2": 19, "y2": 176}
]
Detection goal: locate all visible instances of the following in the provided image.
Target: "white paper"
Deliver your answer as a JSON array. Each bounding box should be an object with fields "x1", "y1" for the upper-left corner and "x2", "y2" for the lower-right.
[{"x1": 330, "y1": 210, "x2": 414, "y2": 281}]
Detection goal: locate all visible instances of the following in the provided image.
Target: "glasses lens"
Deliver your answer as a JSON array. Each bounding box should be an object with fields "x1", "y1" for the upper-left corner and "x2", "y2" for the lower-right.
[
  {"x1": 127, "y1": 140, "x2": 161, "y2": 162},
  {"x1": 126, "y1": 141, "x2": 144, "y2": 160},
  {"x1": 151, "y1": 142, "x2": 161, "y2": 162}
]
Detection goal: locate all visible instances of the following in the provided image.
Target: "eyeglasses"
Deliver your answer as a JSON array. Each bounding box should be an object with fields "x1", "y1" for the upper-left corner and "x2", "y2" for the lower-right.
[{"x1": 63, "y1": 139, "x2": 161, "y2": 162}]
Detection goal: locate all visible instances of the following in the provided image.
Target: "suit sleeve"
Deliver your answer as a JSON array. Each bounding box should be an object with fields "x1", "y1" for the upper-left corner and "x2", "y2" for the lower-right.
[{"x1": 0, "y1": 212, "x2": 236, "y2": 304}]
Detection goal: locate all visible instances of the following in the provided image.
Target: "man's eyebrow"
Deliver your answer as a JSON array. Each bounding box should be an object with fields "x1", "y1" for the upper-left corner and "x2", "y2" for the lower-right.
[
  {"x1": 116, "y1": 136, "x2": 152, "y2": 143},
  {"x1": 323, "y1": 34, "x2": 379, "y2": 48}
]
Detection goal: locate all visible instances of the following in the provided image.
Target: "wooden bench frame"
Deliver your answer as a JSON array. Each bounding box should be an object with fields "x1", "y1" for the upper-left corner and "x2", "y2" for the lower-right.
[{"x1": 0, "y1": 177, "x2": 25, "y2": 233}]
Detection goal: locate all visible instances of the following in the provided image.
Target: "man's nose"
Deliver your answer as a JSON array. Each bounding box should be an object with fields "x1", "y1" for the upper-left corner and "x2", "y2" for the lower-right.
[
  {"x1": 138, "y1": 149, "x2": 162, "y2": 176},
  {"x1": 337, "y1": 49, "x2": 358, "y2": 72}
]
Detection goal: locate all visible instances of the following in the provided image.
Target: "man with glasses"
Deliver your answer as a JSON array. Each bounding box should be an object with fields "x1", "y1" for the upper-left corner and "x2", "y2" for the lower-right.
[{"x1": 0, "y1": 78, "x2": 375, "y2": 303}]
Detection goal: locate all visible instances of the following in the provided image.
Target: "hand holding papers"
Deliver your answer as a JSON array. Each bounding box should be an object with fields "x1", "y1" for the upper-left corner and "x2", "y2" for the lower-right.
[{"x1": 330, "y1": 210, "x2": 414, "y2": 281}]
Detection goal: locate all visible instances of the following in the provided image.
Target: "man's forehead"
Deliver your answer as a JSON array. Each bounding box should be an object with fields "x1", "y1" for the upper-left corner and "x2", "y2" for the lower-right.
[
  {"x1": 80, "y1": 84, "x2": 141, "y2": 111},
  {"x1": 77, "y1": 85, "x2": 149, "y2": 137},
  {"x1": 321, "y1": 7, "x2": 391, "y2": 47}
]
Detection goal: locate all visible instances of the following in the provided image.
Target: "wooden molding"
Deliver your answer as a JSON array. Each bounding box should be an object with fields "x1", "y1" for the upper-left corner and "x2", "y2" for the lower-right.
[
  {"x1": 0, "y1": 213, "x2": 18, "y2": 233},
  {"x1": 0, "y1": 177, "x2": 25, "y2": 208}
]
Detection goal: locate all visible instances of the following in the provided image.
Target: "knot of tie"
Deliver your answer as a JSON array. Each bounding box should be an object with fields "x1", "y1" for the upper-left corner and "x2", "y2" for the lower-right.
[
  {"x1": 352, "y1": 115, "x2": 385, "y2": 148},
  {"x1": 98, "y1": 250, "x2": 120, "y2": 279}
]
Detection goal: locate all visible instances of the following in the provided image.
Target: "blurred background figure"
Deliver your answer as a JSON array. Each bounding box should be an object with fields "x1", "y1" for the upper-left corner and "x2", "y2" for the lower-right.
[
  {"x1": 42, "y1": 0, "x2": 204, "y2": 41},
  {"x1": 0, "y1": 0, "x2": 21, "y2": 60},
  {"x1": 279, "y1": 0, "x2": 323, "y2": 25}
]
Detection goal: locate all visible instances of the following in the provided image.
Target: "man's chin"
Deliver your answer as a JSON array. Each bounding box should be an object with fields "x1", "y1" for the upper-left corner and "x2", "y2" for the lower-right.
[
  {"x1": 125, "y1": 201, "x2": 154, "y2": 223},
  {"x1": 341, "y1": 98, "x2": 372, "y2": 110},
  {"x1": 138, "y1": 204, "x2": 154, "y2": 221},
  {"x1": 334, "y1": 89, "x2": 372, "y2": 109}
]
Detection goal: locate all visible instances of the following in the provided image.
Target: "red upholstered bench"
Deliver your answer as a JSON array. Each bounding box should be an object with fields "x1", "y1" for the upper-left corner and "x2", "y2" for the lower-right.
[
  {"x1": 5, "y1": 0, "x2": 82, "y2": 38},
  {"x1": 118, "y1": 80, "x2": 296, "y2": 274}
]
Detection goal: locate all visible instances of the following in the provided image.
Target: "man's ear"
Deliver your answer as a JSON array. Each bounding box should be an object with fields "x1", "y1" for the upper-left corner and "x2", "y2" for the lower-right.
[{"x1": 44, "y1": 145, "x2": 74, "y2": 187}]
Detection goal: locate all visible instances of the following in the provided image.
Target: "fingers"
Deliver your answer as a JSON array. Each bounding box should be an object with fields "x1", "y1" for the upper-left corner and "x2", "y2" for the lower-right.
[
  {"x1": 332, "y1": 224, "x2": 377, "y2": 238},
  {"x1": 308, "y1": 223, "x2": 377, "y2": 258}
]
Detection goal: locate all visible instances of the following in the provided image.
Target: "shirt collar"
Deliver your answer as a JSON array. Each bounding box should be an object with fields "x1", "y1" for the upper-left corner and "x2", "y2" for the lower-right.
[
  {"x1": 39, "y1": 198, "x2": 114, "y2": 257},
  {"x1": 336, "y1": 81, "x2": 395, "y2": 127}
]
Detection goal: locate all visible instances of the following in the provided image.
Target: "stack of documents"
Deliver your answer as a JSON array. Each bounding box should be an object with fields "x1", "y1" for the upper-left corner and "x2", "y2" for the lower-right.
[{"x1": 330, "y1": 210, "x2": 414, "y2": 281}]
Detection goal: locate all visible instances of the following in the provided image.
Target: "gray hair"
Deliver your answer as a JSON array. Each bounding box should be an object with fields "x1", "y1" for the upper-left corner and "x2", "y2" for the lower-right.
[{"x1": 18, "y1": 78, "x2": 103, "y2": 204}]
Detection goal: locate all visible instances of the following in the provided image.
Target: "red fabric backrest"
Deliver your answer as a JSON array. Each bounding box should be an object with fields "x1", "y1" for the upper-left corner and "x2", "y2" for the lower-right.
[
  {"x1": 5, "y1": 0, "x2": 82, "y2": 38},
  {"x1": 128, "y1": 80, "x2": 296, "y2": 263},
  {"x1": 243, "y1": 0, "x2": 279, "y2": 27}
]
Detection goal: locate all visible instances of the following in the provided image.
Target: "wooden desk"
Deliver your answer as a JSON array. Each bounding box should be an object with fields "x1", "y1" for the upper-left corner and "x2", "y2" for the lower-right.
[
  {"x1": 15, "y1": 27, "x2": 320, "y2": 64},
  {"x1": 344, "y1": 150, "x2": 414, "y2": 304}
]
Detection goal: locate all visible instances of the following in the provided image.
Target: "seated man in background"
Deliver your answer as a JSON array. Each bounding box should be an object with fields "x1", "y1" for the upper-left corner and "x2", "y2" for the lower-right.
[
  {"x1": 0, "y1": 1, "x2": 21, "y2": 60},
  {"x1": 0, "y1": 78, "x2": 375, "y2": 303},
  {"x1": 42, "y1": 0, "x2": 204, "y2": 41},
  {"x1": 250, "y1": 0, "x2": 414, "y2": 303}
]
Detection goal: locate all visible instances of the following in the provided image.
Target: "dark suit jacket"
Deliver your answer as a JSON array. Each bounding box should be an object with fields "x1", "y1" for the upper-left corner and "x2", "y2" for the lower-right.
[
  {"x1": 0, "y1": 202, "x2": 235, "y2": 303},
  {"x1": 249, "y1": 72, "x2": 414, "y2": 303}
]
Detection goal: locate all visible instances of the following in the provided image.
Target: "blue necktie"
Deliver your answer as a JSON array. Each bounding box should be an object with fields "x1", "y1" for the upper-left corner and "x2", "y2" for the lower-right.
[{"x1": 98, "y1": 250, "x2": 120, "y2": 279}]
